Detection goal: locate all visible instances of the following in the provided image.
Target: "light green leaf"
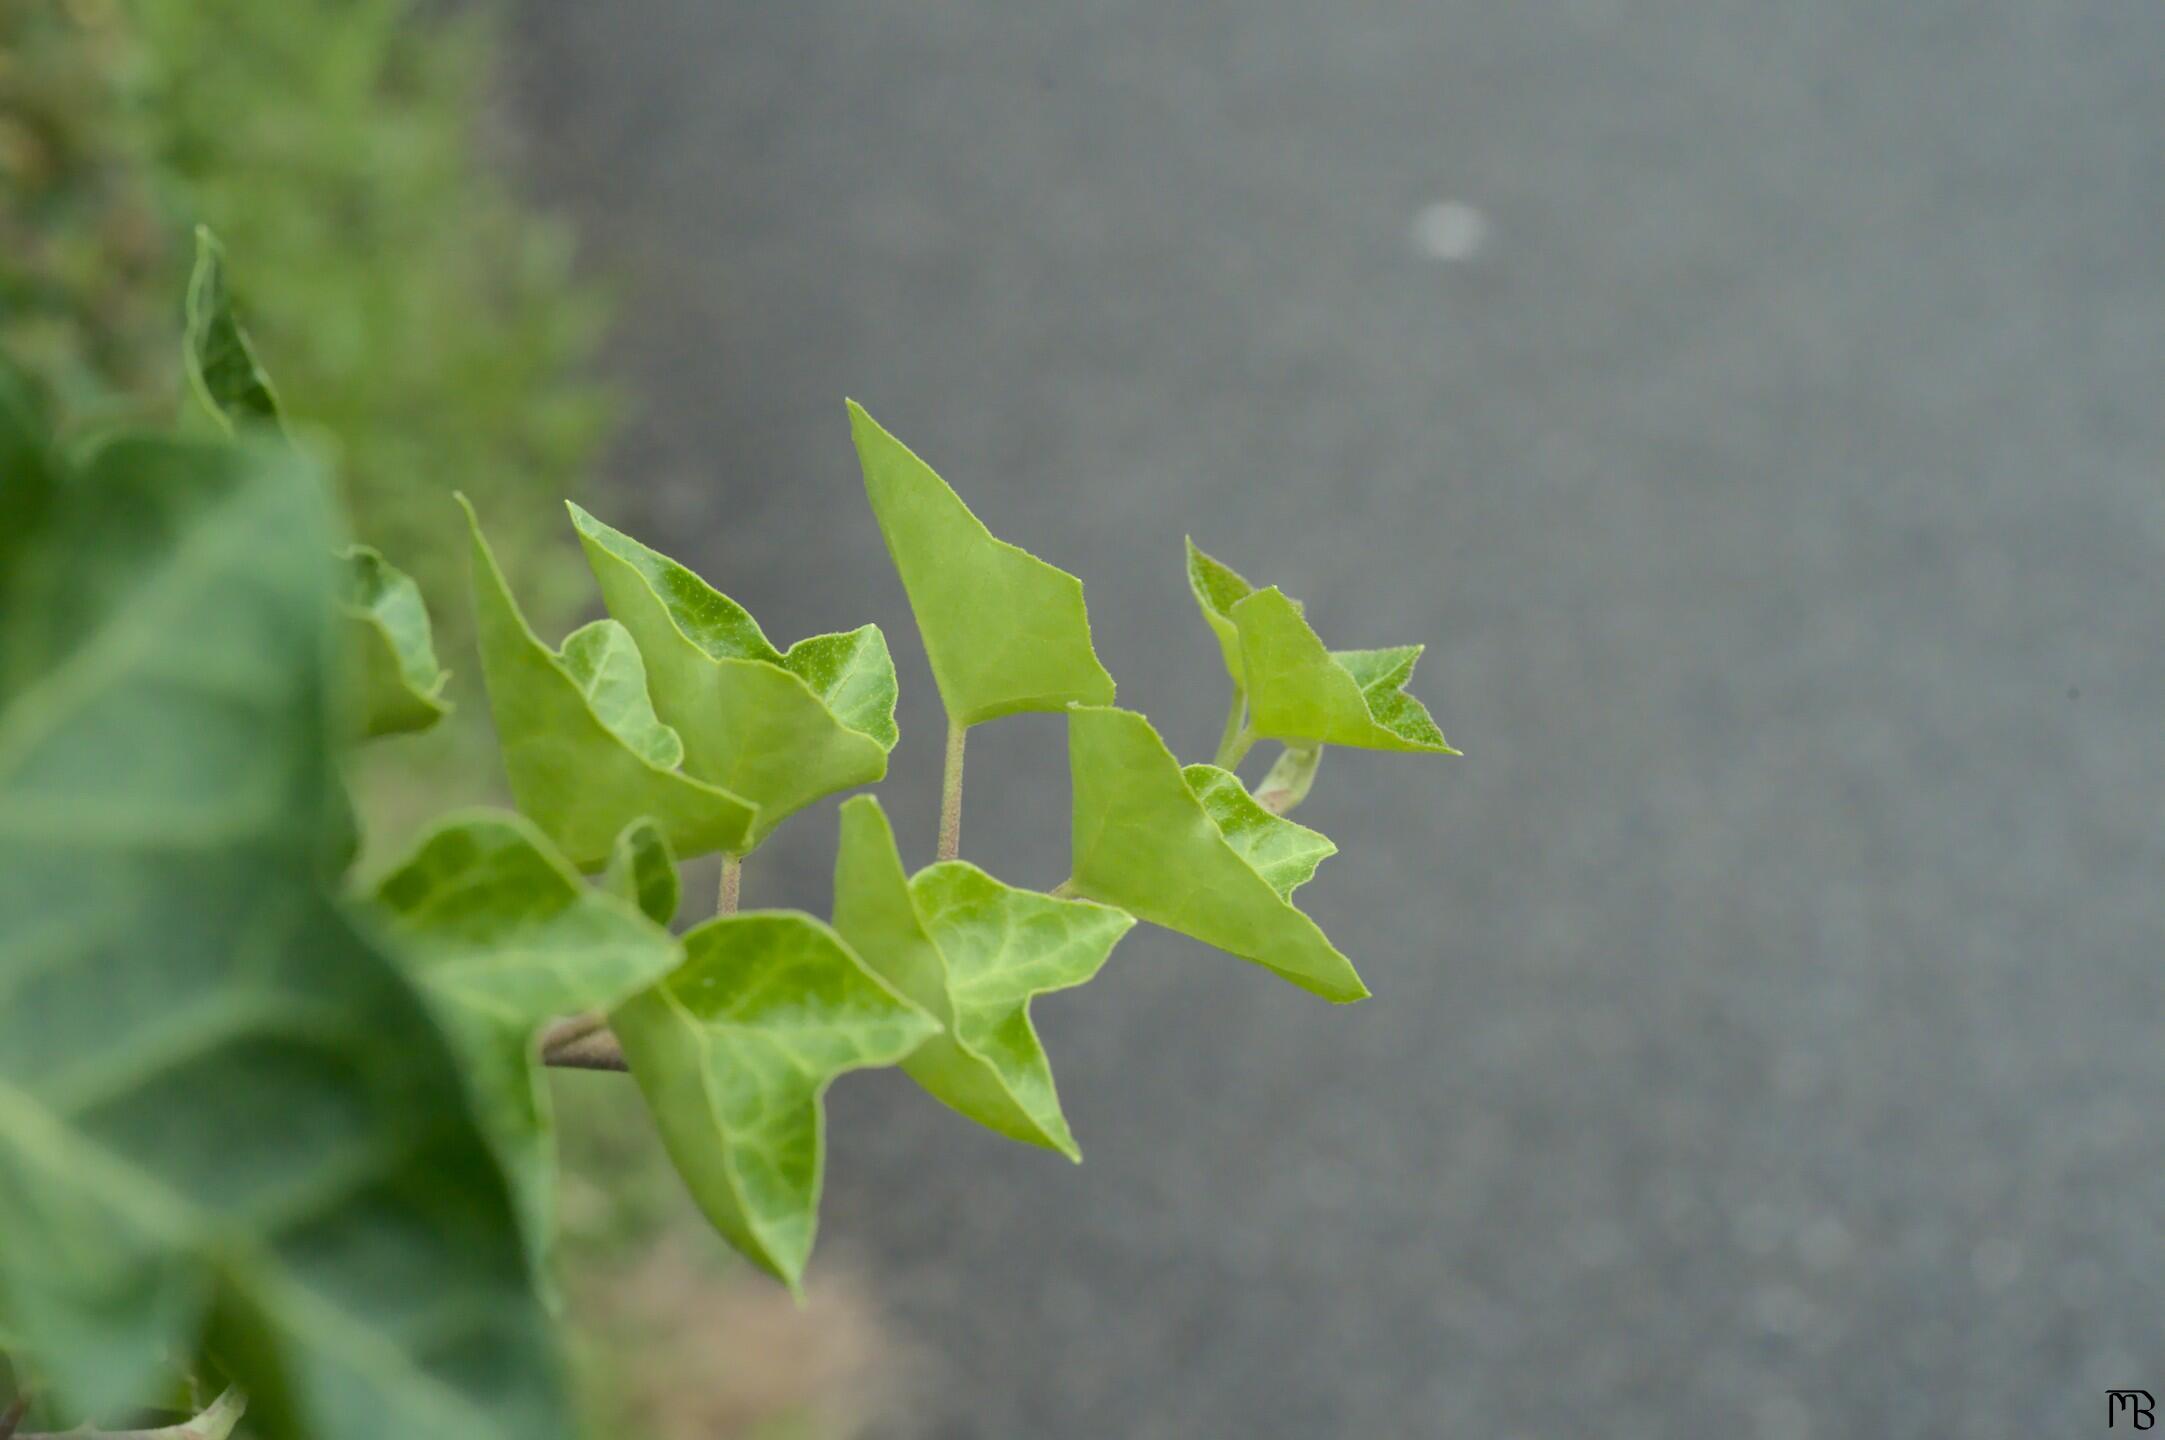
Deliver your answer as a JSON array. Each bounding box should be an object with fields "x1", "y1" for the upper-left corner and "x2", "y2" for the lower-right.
[
  {"x1": 371, "y1": 812, "x2": 683, "y2": 1267},
  {"x1": 1185, "y1": 536, "x2": 1256, "y2": 685},
  {"x1": 1231, "y1": 586, "x2": 1454, "y2": 753},
  {"x1": 611, "y1": 912, "x2": 938, "y2": 1292},
  {"x1": 1067, "y1": 706, "x2": 1367, "y2": 1003},
  {"x1": 569, "y1": 503, "x2": 894, "y2": 849},
  {"x1": 341, "y1": 545, "x2": 450, "y2": 738},
  {"x1": 832, "y1": 796, "x2": 1131, "y2": 1160},
  {"x1": 0, "y1": 432, "x2": 567, "y2": 1437},
  {"x1": 848, "y1": 401, "x2": 1116, "y2": 727},
  {"x1": 1181, "y1": 763, "x2": 1334, "y2": 899},
  {"x1": 183, "y1": 227, "x2": 281, "y2": 432},
  {"x1": 462, "y1": 496, "x2": 757, "y2": 868},
  {"x1": 603, "y1": 818, "x2": 680, "y2": 927},
  {"x1": 1185, "y1": 539, "x2": 1453, "y2": 755}
]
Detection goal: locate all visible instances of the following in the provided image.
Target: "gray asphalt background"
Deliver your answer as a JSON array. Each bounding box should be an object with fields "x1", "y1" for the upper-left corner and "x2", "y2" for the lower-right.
[{"x1": 507, "y1": 4, "x2": 2165, "y2": 1435}]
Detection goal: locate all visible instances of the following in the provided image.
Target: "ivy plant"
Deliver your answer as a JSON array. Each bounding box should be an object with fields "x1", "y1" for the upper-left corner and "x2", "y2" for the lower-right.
[{"x1": 0, "y1": 236, "x2": 1453, "y2": 1436}]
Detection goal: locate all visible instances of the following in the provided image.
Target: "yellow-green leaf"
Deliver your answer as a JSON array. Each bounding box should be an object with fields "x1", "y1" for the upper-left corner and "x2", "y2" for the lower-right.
[
  {"x1": 342, "y1": 545, "x2": 450, "y2": 737},
  {"x1": 611, "y1": 912, "x2": 937, "y2": 1292},
  {"x1": 1186, "y1": 539, "x2": 1454, "y2": 755},
  {"x1": 570, "y1": 503, "x2": 894, "y2": 849},
  {"x1": 849, "y1": 401, "x2": 1115, "y2": 727},
  {"x1": 1067, "y1": 706, "x2": 1367, "y2": 1002},
  {"x1": 832, "y1": 796, "x2": 1131, "y2": 1160},
  {"x1": 462, "y1": 497, "x2": 757, "y2": 868}
]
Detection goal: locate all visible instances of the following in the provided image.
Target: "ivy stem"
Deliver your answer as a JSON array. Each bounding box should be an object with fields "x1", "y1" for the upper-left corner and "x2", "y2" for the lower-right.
[
  {"x1": 1213, "y1": 689, "x2": 1250, "y2": 770},
  {"x1": 938, "y1": 720, "x2": 967, "y2": 861},
  {"x1": 718, "y1": 854, "x2": 741, "y2": 917}
]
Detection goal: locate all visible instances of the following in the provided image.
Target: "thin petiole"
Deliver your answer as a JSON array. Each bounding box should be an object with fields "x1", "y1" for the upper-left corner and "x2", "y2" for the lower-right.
[
  {"x1": 1213, "y1": 688, "x2": 1250, "y2": 770},
  {"x1": 718, "y1": 853, "x2": 742, "y2": 917},
  {"x1": 938, "y1": 720, "x2": 967, "y2": 861}
]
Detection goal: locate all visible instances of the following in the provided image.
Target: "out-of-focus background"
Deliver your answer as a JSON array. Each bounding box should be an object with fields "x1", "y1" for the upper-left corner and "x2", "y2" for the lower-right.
[{"x1": 10, "y1": 1, "x2": 2163, "y2": 1436}]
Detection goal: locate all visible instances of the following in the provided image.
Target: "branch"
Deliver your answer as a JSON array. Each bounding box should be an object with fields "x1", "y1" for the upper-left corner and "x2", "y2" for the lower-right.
[{"x1": 1255, "y1": 744, "x2": 1321, "y2": 815}]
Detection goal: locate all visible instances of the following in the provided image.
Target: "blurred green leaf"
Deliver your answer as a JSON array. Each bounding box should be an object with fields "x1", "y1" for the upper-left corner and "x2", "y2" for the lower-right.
[
  {"x1": 342, "y1": 545, "x2": 450, "y2": 738},
  {"x1": 849, "y1": 401, "x2": 1116, "y2": 727},
  {"x1": 570, "y1": 503, "x2": 893, "y2": 849},
  {"x1": 182, "y1": 227, "x2": 280, "y2": 432},
  {"x1": 1066, "y1": 706, "x2": 1367, "y2": 1003},
  {"x1": 612, "y1": 913, "x2": 938, "y2": 1292},
  {"x1": 832, "y1": 796, "x2": 1133, "y2": 1161},
  {"x1": 463, "y1": 497, "x2": 758, "y2": 868},
  {"x1": 372, "y1": 812, "x2": 683, "y2": 1268},
  {"x1": 602, "y1": 818, "x2": 680, "y2": 927},
  {"x1": 0, "y1": 431, "x2": 566, "y2": 1437}
]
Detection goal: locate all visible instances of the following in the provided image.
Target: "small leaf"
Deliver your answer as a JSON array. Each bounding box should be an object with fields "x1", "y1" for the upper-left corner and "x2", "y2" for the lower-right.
[
  {"x1": 1186, "y1": 539, "x2": 1454, "y2": 755},
  {"x1": 1067, "y1": 706, "x2": 1367, "y2": 1002},
  {"x1": 183, "y1": 227, "x2": 281, "y2": 432},
  {"x1": 342, "y1": 545, "x2": 451, "y2": 737},
  {"x1": 1185, "y1": 537, "x2": 1256, "y2": 685},
  {"x1": 832, "y1": 796, "x2": 1131, "y2": 1160},
  {"x1": 1231, "y1": 586, "x2": 1454, "y2": 753},
  {"x1": 603, "y1": 818, "x2": 680, "y2": 927},
  {"x1": 570, "y1": 503, "x2": 894, "y2": 848},
  {"x1": 463, "y1": 496, "x2": 758, "y2": 868},
  {"x1": 849, "y1": 401, "x2": 1116, "y2": 727},
  {"x1": 0, "y1": 433, "x2": 567, "y2": 1437},
  {"x1": 611, "y1": 912, "x2": 938, "y2": 1291},
  {"x1": 1181, "y1": 763, "x2": 1334, "y2": 899},
  {"x1": 372, "y1": 812, "x2": 683, "y2": 1265}
]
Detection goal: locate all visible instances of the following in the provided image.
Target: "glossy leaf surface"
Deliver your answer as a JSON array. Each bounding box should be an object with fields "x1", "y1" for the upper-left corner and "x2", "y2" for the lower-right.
[
  {"x1": 831, "y1": 797, "x2": 1131, "y2": 1160},
  {"x1": 611, "y1": 912, "x2": 937, "y2": 1291},
  {"x1": 0, "y1": 432, "x2": 565, "y2": 1438},
  {"x1": 571, "y1": 503, "x2": 893, "y2": 848},
  {"x1": 1067, "y1": 706, "x2": 1367, "y2": 1002},
  {"x1": 463, "y1": 497, "x2": 757, "y2": 867},
  {"x1": 371, "y1": 812, "x2": 682, "y2": 1262},
  {"x1": 849, "y1": 401, "x2": 1115, "y2": 726}
]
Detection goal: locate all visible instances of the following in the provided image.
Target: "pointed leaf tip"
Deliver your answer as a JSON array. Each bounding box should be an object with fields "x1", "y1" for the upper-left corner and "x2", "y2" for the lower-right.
[{"x1": 850, "y1": 401, "x2": 1116, "y2": 727}]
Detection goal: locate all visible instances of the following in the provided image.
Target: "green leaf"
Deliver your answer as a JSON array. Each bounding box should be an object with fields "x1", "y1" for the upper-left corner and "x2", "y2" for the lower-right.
[
  {"x1": 0, "y1": 433, "x2": 567, "y2": 1437},
  {"x1": 1066, "y1": 706, "x2": 1367, "y2": 1003},
  {"x1": 569, "y1": 503, "x2": 894, "y2": 849},
  {"x1": 611, "y1": 912, "x2": 938, "y2": 1292},
  {"x1": 603, "y1": 818, "x2": 680, "y2": 927},
  {"x1": 832, "y1": 796, "x2": 1131, "y2": 1160},
  {"x1": 1185, "y1": 540, "x2": 1454, "y2": 755},
  {"x1": 183, "y1": 227, "x2": 281, "y2": 432},
  {"x1": 849, "y1": 401, "x2": 1116, "y2": 727},
  {"x1": 1185, "y1": 536, "x2": 1256, "y2": 685},
  {"x1": 371, "y1": 812, "x2": 683, "y2": 1267},
  {"x1": 462, "y1": 496, "x2": 758, "y2": 868},
  {"x1": 341, "y1": 545, "x2": 450, "y2": 738}
]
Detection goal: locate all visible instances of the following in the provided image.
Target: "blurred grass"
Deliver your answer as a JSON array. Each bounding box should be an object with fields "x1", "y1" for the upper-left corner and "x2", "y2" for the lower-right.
[
  {"x1": 2, "y1": 4, "x2": 903, "y2": 1434},
  {"x1": 0, "y1": 0, "x2": 609, "y2": 640}
]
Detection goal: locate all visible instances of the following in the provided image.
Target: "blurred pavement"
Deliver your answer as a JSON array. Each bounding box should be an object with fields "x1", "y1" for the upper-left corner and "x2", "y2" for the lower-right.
[{"x1": 507, "y1": 4, "x2": 2165, "y2": 1435}]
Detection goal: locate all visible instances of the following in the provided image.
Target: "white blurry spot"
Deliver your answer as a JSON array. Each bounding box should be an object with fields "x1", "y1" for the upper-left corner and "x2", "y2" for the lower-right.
[{"x1": 1410, "y1": 201, "x2": 1488, "y2": 262}]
